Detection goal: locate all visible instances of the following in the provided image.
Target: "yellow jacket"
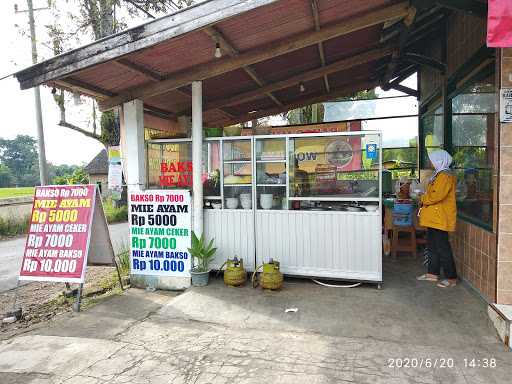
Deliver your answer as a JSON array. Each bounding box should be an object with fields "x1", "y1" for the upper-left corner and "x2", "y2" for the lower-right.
[{"x1": 419, "y1": 171, "x2": 457, "y2": 232}]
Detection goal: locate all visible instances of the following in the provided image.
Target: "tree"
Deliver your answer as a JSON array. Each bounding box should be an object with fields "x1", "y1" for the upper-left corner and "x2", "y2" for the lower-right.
[
  {"x1": 53, "y1": 168, "x2": 89, "y2": 185},
  {"x1": 34, "y1": 1, "x2": 195, "y2": 147},
  {"x1": 0, "y1": 135, "x2": 40, "y2": 186},
  {"x1": 0, "y1": 164, "x2": 14, "y2": 188}
]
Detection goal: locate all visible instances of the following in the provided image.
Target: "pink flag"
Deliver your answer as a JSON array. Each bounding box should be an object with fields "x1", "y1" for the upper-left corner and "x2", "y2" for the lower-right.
[{"x1": 487, "y1": 0, "x2": 512, "y2": 47}]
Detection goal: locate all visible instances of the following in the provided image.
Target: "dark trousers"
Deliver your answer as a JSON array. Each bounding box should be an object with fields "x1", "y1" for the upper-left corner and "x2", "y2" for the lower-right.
[{"x1": 426, "y1": 228, "x2": 457, "y2": 279}]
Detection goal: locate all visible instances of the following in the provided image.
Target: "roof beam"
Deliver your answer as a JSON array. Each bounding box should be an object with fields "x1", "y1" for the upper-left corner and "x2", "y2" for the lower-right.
[
  {"x1": 113, "y1": 59, "x2": 163, "y2": 81},
  {"x1": 198, "y1": 46, "x2": 393, "y2": 113},
  {"x1": 203, "y1": 26, "x2": 282, "y2": 107},
  {"x1": 54, "y1": 78, "x2": 115, "y2": 98},
  {"x1": 381, "y1": 6, "x2": 417, "y2": 89},
  {"x1": 144, "y1": 105, "x2": 175, "y2": 119},
  {"x1": 219, "y1": 79, "x2": 380, "y2": 127},
  {"x1": 388, "y1": 83, "x2": 419, "y2": 98},
  {"x1": 403, "y1": 52, "x2": 446, "y2": 72},
  {"x1": 114, "y1": 56, "x2": 234, "y2": 118},
  {"x1": 311, "y1": 0, "x2": 330, "y2": 93},
  {"x1": 98, "y1": 1, "x2": 410, "y2": 111}
]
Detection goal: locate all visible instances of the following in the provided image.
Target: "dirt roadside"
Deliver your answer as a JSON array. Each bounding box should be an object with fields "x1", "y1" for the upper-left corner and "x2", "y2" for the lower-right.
[{"x1": 0, "y1": 266, "x2": 123, "y2": 337}]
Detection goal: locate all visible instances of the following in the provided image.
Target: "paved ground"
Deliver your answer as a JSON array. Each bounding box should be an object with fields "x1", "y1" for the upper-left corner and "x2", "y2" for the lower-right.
[
  {"x1": 0, "y1": 222, "x2": 129, "y2": 292},
  {"x1": 0, "y1": 259, "x2": 510, "y2": 384}
]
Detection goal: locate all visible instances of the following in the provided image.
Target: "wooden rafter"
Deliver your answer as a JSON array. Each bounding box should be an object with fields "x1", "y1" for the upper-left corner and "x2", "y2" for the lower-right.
[
  {"x1": 203, "y1": 26, "x2": 282, "y2": 107},
  {"x1": 194, "y1": 46, "x2": 393, "y2": 113},
  {"x1": 113, "y1": 59, "x2": 163, "y2": 81},
  {"x1": 98, "y1": 1, "x2": 410, "y2": 111},
  {"x1": 114, "y1": 57, "x2": 234, "y2": 118},
  {"x1": 310, "y1": 0, "x2": 329, "y2": 93},
  {"x1": 219, "y1": 78, "x2": 380, "y2": 127},
  {"x1": 55, "y1": 78, "x2": 114, "y2": 98},
  {"x1": 54, "y1": 78, "x2": 175, "y2": 119}
]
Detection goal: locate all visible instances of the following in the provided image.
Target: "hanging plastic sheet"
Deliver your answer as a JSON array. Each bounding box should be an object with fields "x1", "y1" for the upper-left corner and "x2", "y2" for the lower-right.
[{"x1": 487, "y1": 0, "x2": 512, "y2": 47}]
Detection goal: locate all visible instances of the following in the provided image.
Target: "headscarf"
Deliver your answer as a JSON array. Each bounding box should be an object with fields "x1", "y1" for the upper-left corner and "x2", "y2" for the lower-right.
[{"x1": 428, "y1": 149, "x2": 453, "y2": 182}]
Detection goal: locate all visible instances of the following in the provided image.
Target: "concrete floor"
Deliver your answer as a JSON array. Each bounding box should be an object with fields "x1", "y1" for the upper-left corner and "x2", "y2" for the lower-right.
[{"x1": 0, "y1": 258, "x2": 511, "y2": 383}]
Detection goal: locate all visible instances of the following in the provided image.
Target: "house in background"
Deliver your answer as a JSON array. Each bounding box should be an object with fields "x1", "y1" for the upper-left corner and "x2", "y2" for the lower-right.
[{"x1": 84, "y1": 149, "x2": 108, "y2": 195}]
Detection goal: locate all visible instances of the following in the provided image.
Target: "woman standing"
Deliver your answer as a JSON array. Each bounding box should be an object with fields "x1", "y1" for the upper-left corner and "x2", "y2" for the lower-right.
[{"x1": 416, "y1": 150, "x2": 458, "y2": 288}]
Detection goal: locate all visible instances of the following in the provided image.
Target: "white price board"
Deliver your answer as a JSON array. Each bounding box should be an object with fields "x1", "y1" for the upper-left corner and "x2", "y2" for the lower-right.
[
  {"x1": 500, "y1": 88, "x2": 512, "y2": 123},
  {"x1": 129, "y1": 190, "x2": 191, "y2": 277}
]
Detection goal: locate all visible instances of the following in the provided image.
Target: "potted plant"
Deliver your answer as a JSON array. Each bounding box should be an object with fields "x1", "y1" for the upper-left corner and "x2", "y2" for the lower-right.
[{"x1": 188, "y1": 231, "x2": 217, "y2": 286}]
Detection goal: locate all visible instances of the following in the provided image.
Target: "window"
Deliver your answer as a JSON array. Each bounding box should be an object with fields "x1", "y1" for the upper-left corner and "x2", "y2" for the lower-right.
[
  {"x1": 420, "y1": 105, "x2": 444, "y2": 168},
  {"x1": 451, "y1": 72, "x2": 495, "y2": 228},
  {"x1": 288, "y1": 134, "x2": 380, "y2": 199}
]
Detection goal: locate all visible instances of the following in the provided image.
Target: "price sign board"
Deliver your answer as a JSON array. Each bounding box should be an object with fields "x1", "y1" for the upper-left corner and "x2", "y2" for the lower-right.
[
  {"x1": 19, "y1": 185, "x2": 107, "y2": 283},
  {"x1": 129, "y1": 190, "x2": 191, "y2": 277}
]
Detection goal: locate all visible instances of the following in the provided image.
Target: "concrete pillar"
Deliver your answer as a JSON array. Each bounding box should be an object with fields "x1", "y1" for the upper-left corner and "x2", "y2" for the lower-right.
[
  {"x1": 192, "y1": 81, "x2": 203, "y2": 236},
  {"x1": 123, "y1": 100, "x2": 146, "y2": 191},
  {"x1": 122, "y1": 99, "x2": 190, "y2": 290},
  {"x1": 497, "y1": 48, "x2": 512, "y2": 305}
]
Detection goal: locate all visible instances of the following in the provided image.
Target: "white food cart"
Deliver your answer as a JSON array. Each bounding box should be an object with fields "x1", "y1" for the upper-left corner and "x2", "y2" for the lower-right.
[{"x1": 147, "y1": 131, "x2": 382, "y2": 284}]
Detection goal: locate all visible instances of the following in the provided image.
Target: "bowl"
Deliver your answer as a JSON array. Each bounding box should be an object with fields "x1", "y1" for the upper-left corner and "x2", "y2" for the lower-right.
[
  {"x1": 223, "y1": 125, "x2": 242, "y2": 136},
  {"x1": 225, "y1": 197, "x2": 239, "y2": 209},
  {"x1": 212, "y1": 203, "x2": 222, "y2": 209},
  {"x1": 204, "y1": 127, "x2": 223, "y2": 137},
  {"x1": 260, "y1": 194, "x2": 273, "y2": 210},
  {"x1": 241, "y1": 198, "x2": 252, "y2": 210},
  {"x1": 365, "y1": 205, "x2": 379, "y2": 212},
  {"x1": 240, "y1": 193, "x2": 251, "y2": 201}
]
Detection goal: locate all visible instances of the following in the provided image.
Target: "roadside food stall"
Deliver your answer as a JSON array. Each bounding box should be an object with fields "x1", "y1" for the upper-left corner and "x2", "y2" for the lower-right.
[{"x1": 147, "y1": 127, "x2": 383, "y2": 285}]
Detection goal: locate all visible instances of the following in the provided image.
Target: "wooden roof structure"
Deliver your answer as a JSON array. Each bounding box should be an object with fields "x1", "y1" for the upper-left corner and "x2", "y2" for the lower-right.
[{"x1": 14, "y1": 0, "x2": 450, "y2": 128}]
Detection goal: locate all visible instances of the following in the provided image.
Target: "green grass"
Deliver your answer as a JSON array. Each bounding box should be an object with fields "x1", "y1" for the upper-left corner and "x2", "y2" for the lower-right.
[
  {"x1": 102, "y1": 198, "x2": 128, "y2": 224},
  {"x1": 0, "y1": 214, "x2": 31, "y2": 237},
  {"x1": 0, "y1": 187, "x2": 35, "y2": 199}
]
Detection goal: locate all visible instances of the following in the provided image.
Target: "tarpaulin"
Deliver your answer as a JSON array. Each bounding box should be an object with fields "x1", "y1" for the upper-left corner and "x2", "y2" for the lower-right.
[{"x1": 487, "y1": 0, "x2": 512, "y2": 47}]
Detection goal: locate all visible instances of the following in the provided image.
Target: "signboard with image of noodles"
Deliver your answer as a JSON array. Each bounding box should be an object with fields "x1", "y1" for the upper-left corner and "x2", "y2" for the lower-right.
[
  {"x1": 129, "y1": 190, "x2": 191, "y2": 277},
  {"x1": 19, "y1": 185, "x2": 98, "y2": 283}
]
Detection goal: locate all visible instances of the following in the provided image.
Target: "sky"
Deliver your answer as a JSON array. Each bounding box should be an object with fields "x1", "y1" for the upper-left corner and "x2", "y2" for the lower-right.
[
  {"x1": 0, "y1": 0, "x2": 106, "y2": 165},
  {"x1": 0, "y1": 0, "x2": 417, "y2": 165}
]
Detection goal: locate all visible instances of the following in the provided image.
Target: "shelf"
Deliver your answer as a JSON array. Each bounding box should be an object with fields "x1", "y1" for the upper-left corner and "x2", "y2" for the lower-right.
[
  {"x1": 224, "y1": 184, "x2": 252, "y2": 187},
  {"x1": 256, "y1": 159, "x2": 286, "y2": 163},
  {"x1": 224, "y1": 160, "x2": 251, "y2": 164},
  {"x1": 289, "y1": 196, "x2": 380, "y2": 202},
  {"x1": 256, "y1": 184, "x2": 286, "y2": 187},
  {"x1": 204, "y1": 196, "x2": 222, "y2": 199}
]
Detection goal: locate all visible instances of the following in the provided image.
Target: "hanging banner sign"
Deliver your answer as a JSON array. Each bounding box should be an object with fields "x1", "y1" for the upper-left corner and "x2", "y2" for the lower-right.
[
  {"x1": 487, "y1": 0, "x2": 512, "y2": 47},
  {"x1": 19, "y1": 185, "x2": 115, "y2": 283},
  {"x1": 500, "y1": 89, "x2": 512, "y2": 123},
  {"x1": 108, "y1": 146, "x2": 123, "y2": 189},
  {"x1": 129, "y1": 190, "x2": 191, "y2": 277}
]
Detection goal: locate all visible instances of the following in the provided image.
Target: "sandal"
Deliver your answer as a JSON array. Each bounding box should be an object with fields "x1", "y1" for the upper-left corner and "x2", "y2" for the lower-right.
[
  {"x1": 416, "y1": 274, "x2": 438, "y2": 282},
  {"x1": 437, "y1": 279, "x2": 457, "y2": 288}
]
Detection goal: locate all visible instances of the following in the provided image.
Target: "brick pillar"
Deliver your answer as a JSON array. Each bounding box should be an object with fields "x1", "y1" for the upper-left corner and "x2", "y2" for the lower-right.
[{"x1": 497, "y1": 48, "x2": 512, "y2": 304}]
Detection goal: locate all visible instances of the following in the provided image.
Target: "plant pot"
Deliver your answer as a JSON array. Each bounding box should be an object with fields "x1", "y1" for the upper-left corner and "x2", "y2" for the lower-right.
[{"x1": 191, "y1": 270, "x2": 210, "y2": 286}]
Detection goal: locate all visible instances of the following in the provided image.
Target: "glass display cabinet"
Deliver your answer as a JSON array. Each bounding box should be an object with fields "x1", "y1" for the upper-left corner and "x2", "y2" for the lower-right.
[
  {"x1": 255, "y1": 137, "x2": 287, "y2": 210},
  {"x1": 222, "y1": 138, "x2": 252, "y2": 209},
  {"x1": 146, "y1": 131, "x2": 382, "y2": 284}
]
